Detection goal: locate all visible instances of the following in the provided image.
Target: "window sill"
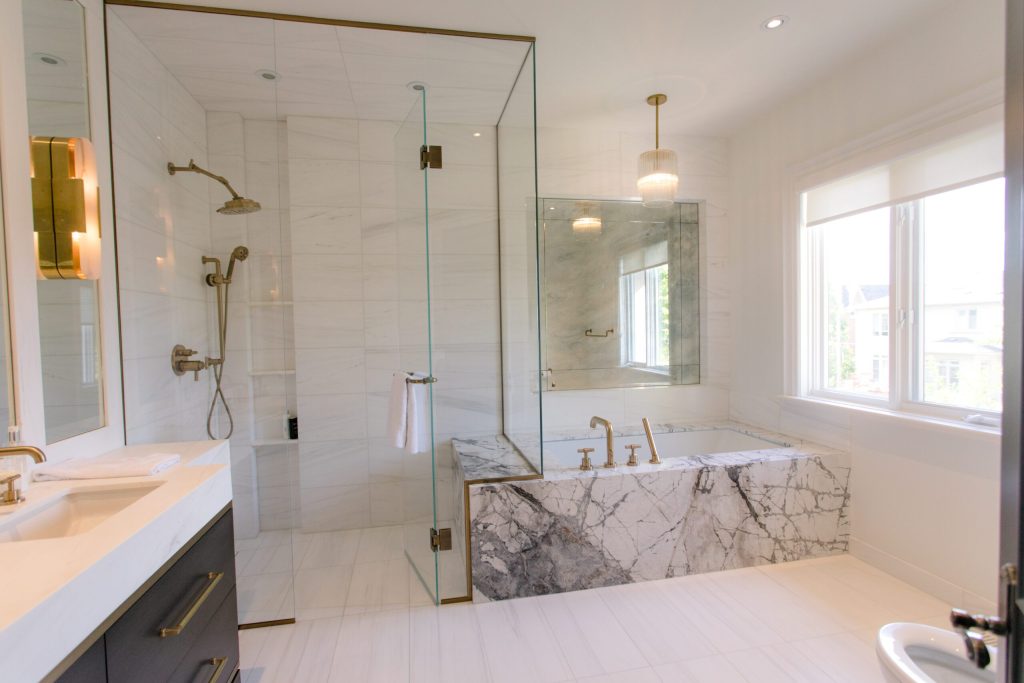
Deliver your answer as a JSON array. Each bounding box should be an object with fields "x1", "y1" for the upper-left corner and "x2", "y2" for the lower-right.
[{"x1": 780, "y1": 394, "x2": 1002, "y2": 440}]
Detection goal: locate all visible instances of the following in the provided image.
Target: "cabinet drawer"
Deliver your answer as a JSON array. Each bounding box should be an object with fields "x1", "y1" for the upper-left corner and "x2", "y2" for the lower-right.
[
  {"x1": 55, "y1": 635, "x2": 106, "y2": 683},
  {"x1": 168, "y1": 587, "x2": 239, "y2": 683},
  {"x1": 106, "y1": 510, "x2": 236, "y2": 683}
]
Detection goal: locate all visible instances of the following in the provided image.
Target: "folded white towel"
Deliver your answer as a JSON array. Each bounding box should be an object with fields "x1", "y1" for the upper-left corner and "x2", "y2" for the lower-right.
[
  {"x1": 387, "y1": 372, "x2": 409, "y2": 449},
  {"x1": 405, "y1": 374, "x2": 430, "y2": 455},
  {"x1": 386, "y1": 372, "x2": 432, "y2": 454},
  {"x1": 32, "y1": 452, "x2": 181, "y2": 481}
]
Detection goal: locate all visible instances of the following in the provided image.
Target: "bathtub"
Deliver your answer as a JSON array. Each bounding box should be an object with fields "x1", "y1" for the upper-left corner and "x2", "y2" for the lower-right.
[
  {"x1": 457, "y1": 421, "x2": 850, "y2": 602},
  {"x1": 542, "y1": 427, "x2": 789, "y2": 469}
]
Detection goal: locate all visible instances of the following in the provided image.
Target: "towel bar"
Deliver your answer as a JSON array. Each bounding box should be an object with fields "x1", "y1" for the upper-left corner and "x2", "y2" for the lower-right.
[{"x1": 405, "y1": 375, "x2": 438, "y2": 384}]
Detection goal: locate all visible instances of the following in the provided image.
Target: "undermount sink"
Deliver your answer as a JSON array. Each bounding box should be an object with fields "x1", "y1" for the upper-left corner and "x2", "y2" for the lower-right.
[{"x1": 0, "y1": 482, "x2": 163, "y2": 542}]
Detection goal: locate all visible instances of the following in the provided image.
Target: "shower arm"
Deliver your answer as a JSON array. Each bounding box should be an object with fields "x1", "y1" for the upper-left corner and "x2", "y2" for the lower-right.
[{"x1": 167, "y1": 160, "x2": 243, "y2": 200}]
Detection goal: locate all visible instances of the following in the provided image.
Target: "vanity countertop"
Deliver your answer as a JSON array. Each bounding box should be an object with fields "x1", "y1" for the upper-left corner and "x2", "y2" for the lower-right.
[{"x1": 0, "y1": 440, "x2": 232, "y2": 682}]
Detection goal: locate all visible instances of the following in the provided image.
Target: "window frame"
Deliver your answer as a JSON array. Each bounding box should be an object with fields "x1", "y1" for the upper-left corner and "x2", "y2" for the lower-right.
[{"x1": 801, "y1": 179, "x2": 1004, "y2": 423}]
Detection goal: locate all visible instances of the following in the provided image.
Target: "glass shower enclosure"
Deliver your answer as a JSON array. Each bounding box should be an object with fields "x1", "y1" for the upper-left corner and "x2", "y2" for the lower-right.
[{"x1": 106, "y1": 2, "x2": 540, "y2": 622}]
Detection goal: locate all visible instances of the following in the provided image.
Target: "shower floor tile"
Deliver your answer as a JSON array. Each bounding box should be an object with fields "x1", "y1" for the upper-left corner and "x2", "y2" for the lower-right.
[{"x1": 238, "y1": 554, "x2": 955, "y2": 683}]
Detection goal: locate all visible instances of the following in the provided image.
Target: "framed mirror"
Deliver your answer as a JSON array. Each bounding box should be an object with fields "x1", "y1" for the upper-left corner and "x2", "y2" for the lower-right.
[
  {"x1": 0, "y1": 169, "x2": 17, "y2": 439},
  {"x1": 540, "y1": 197, "x2": 700, "y2": 391},
  {"x1": 22, "y1": 0, "x2": 105, "y2": 443}
]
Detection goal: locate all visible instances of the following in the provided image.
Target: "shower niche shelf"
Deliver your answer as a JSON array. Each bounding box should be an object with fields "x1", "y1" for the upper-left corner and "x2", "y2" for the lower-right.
[
  {"x1": 247, "y1": 301, "x2": 293, "y2": 307},
  {"x1": 249, "y1": 369, "x2": 295, "y2": 377},
  {"x1": 252, "y1": 438, "x2": 294, "y2": 447}
]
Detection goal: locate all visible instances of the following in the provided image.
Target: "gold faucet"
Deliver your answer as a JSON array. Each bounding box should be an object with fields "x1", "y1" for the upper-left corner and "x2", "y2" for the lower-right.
[
  {"x1": 0, "y1": 445, "x2": 46, "y2": 463},
  {"x1": 589, "y1": 416, "x2": 616, "y2": 468},
  {"x1": 0, "y1": 445, "x2": 47, "y2": 506}
]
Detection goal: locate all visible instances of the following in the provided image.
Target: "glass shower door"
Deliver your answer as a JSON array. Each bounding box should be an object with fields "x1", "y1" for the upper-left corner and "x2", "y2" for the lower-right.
[{"x1": 394, "y1": 86, "x2": 440, "y2": 604}]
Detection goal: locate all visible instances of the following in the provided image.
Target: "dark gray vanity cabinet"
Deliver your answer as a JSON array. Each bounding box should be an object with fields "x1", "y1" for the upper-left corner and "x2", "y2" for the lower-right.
[{"x1": 55, "y1": 508, "x2": 239, "y2": 683}]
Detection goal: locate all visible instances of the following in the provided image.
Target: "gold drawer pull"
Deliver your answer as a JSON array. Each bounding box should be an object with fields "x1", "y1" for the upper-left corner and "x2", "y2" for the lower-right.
[
  {"x1": 159, "y1": 572, "x2": 224, "y2": 638},
  {"x1": 207, "y1": 656, "x2": 228, "y2": 683}
]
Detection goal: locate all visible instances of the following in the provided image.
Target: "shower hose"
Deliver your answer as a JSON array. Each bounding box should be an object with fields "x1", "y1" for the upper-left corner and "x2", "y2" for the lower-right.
[{"x1": 207, "y1": 278, "x2": 234, "y2": 440}]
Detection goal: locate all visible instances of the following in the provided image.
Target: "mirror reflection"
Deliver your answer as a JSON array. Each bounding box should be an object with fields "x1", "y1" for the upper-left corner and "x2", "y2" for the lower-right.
[
  {"x1": 541, "y1": 198, "x2": 700, "y2": 391},
  {"x1": 23, "y1": 0, "x2": 104, "y2": 443}
]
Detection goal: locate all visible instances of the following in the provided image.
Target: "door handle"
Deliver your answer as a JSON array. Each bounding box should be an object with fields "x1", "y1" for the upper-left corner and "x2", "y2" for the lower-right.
[{"x1": 950, "y1": 563, "x2": 1016, "y2": 669}]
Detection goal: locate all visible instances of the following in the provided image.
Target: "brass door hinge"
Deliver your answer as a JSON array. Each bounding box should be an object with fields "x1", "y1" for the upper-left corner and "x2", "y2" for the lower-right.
[
  {"x1": 430, "y1": 527, "x2": 452, "y2": 552},
  {"x1": 420, "y1": 145, "x2": 442, "y2": 170}
]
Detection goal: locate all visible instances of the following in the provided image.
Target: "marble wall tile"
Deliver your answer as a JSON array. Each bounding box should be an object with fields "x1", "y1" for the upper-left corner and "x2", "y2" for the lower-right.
[
  {"x1": 286, "y1": 116, "x2": 359, "y2": 160},
  {"x1": 110, "y1": 12, "x2": 214, "y2": 447}
]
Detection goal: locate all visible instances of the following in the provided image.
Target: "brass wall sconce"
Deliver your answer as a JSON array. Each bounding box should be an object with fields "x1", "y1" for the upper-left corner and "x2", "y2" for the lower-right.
[{"x1": 30, "y1": 136, "x2": 101, "y2": 279}]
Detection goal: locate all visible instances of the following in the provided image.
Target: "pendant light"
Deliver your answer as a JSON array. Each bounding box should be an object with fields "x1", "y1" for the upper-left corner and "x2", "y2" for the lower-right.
[
  {"x1": 637, "y1": 93, "x2": 678, "y2": 208},
  {"x1": 572, "y1": 201, "x2": 602, "y2": 235}
]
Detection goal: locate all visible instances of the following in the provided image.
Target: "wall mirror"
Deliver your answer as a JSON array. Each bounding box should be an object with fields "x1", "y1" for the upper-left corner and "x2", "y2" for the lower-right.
[
  {"x1": 23, "y1": 0, "x2": 105, "y2": 443},
  {"x1": 540, "y1": 198, "x2": 700, "y2": 391},
  {"x1": 0, "y1": 171, "x2": 16, "y2": 439}
]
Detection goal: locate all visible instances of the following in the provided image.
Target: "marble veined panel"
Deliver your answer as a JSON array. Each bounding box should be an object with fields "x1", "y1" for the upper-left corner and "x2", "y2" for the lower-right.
[{"x1": 469, "y1": 434, "x2": 849, "y2": 601}]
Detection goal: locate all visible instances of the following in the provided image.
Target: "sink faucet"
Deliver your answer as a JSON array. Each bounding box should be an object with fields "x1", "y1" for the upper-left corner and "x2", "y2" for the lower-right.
[
  {"x1": 589, "y1": 416, "x2": 616, "y2": 468},
  {"x1": 0, "y1": 445, "x2": 46, "y2": 464},
  {"x1": 0, "y1": 445, "x2": 47, "y2": 506}
]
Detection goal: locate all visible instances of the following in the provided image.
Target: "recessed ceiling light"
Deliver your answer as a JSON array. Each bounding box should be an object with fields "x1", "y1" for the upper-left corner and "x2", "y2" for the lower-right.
[
  {"x1": 762, "y1": 15, "x2": 787, "y2": 30},
  {"x1": 255, "y1": 69, "x2": 280, "y2": 81},
  {"x1": 473, "y1": 132, "x2": 482, "y2": 137},
  {"x1": 32, "y1": 52, "x2": 65, "y2": 67}
]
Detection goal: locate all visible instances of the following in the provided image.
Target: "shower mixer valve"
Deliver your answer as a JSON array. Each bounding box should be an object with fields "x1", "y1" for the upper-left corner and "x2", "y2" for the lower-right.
[{"x1": 171, "y1": 344, "x2": 208, "y2": 381}]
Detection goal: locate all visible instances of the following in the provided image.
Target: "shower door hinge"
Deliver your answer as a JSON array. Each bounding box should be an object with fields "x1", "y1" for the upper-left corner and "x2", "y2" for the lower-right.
[
  {"x1": 420, "y1": 145, "x2": 442, "y2": 170},
  {"x1": 430, "y1": 527, "x2": 452, "y2": 552}
]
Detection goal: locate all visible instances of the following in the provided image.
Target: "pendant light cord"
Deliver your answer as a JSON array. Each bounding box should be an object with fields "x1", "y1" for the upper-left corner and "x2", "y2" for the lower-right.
[{"x1": 655, "y1": 100, "x2": 660, "y2": 149}]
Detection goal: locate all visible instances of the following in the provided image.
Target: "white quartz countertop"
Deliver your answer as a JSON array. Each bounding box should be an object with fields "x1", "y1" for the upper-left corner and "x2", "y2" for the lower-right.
[{"x1": 0, "y1": 440, "x2": 232, "y2": 683}]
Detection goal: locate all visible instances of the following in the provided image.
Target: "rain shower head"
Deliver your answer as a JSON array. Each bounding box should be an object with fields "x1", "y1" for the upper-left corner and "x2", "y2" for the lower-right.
[
  {"x1": 218, "y1": 197, "x2": 262, "y2": 215},
  {"x1": 167, "y1": 160, "x2": 262, "y2": 215}
]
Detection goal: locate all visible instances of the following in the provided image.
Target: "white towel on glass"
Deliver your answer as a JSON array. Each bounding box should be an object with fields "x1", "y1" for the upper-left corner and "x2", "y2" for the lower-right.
[
  {"x1": 32, "y1": 452, "x2": 181, "y2": 481},
  {"x1": 387, "y1": 373, "x2": 410, "y2": 449},
  {"x1": 387, "y1": 372, "x2": 431, "y2": 454}
]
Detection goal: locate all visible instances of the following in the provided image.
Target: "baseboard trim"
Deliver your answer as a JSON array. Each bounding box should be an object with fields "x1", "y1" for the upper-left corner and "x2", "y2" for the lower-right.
[{"x1": 850, "y1": 537, "x2": 996, "y2": 614}]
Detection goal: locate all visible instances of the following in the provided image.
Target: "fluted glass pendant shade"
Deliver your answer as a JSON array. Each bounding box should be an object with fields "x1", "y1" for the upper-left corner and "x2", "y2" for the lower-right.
[
  {"x1": 637, "y1": 93, "x2": 679, "y2": 208},
  {"x1": 637, "y1": 148, "x2": 678, "y2": 208}
]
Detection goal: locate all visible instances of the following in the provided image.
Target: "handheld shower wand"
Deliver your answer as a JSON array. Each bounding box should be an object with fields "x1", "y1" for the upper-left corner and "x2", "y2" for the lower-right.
[{"x1": 203, "y1": 245, "x2": 248, "y2": 440}]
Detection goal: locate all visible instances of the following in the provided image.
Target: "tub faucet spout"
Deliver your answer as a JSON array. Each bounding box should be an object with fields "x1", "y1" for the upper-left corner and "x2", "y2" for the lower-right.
[{"x1": 589, "y1": 416, "x2": 616, "y2": 468}]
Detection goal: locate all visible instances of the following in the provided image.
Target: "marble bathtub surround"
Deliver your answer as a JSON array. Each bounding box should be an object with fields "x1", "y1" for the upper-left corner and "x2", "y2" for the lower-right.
[
  {"x1": 540, "y1": 198, "x2": 700, "y2": 392},
  {"x1": 461, "y1": 422, "x2": 850, "y2": 601},
  {"x1": 452, "y1": 435, "x2": 539, "y2": 482}
]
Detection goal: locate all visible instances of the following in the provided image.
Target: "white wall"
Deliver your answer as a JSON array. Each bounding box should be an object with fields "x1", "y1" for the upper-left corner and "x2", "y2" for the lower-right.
[
  {"x1": 286, "y1": 115, "x2": 500, "y2": 532},
  {"x1": 537, "y1": 127, "x2": 732, "y2": 432},
  {"x1": 108, "y1": 13, "x2": 214, "y2": 445},
  {"x1": 728, "y1": 0, "x2": 1005, "y2": 609}
]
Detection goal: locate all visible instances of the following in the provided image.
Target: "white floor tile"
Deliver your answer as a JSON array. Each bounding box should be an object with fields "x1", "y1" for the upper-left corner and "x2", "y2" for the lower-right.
[
  {"x1": 410, "y1": 603, "x2": 491, "y2": 683},
  {"x1": 789, "y1": 632, "x2": 889, "y2": 683},
  {"x1": 237, "y1": 555, "x2": 952, "y2": 683},
  {"x1": 652, "y1": 655, "x2": 748, "y2": 682},
  {"x1": 328, "y1": 609, "x2": 410, "y2": 683},
  {"x1": 725, "y1": 644, "x2": 837, "y2": 683},
  {"x1": 475, "y1": 595, "x2": 575, "y2": 683},
  {"x1": 578, "y1": 668, "x2": 662, "y2": 683},
  {"x1": 537, "y1": 588, "x2": 649, "y2": 679},
  {"x1": 597, "y1": 581, "x2": 716, "y2": 666}
]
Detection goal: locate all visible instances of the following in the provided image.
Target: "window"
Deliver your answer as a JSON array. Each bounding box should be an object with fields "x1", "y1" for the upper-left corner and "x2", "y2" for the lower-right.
[
  {"x1": 800, "y1": 120, "x2": 1004, "y2": 421},
  {"x1": 872, "y1": 313, "x2": 889, "y2": 337},
  {"x1": 620, "y1": 260, "x2": 670, "y2": 370},
  {"x1": 957, "y1": 308, "x2": 978, "y2": 331}
]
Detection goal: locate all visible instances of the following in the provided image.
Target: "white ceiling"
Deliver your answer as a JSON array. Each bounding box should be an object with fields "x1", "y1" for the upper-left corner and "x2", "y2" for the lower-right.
[
  {"x1": 112, "y1": 5, "x2": 530, "y2": 125},
  {"x1": 113, "y1": 0, "x2": 958, "y2": 134}
]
